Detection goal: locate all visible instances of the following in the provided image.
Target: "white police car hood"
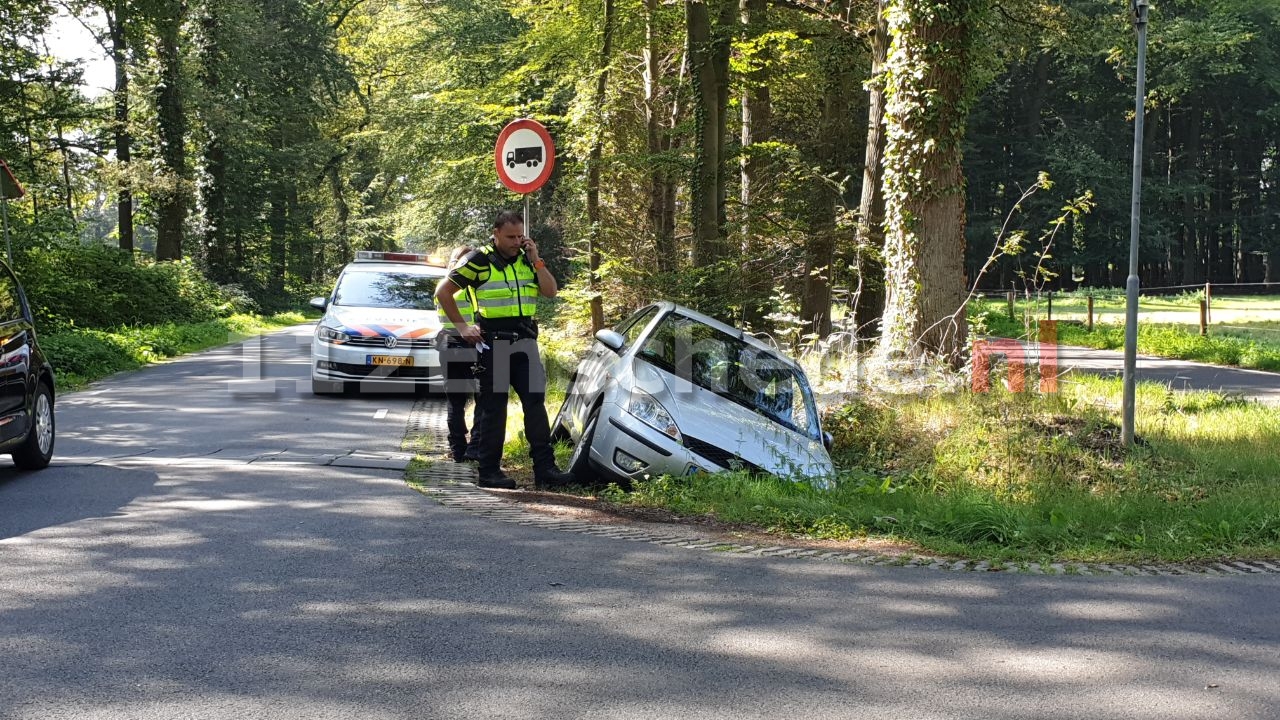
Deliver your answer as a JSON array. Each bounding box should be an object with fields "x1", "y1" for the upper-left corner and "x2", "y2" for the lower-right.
[{"x1": 326, "y1": 306, "x2": 442, "y2": 340}]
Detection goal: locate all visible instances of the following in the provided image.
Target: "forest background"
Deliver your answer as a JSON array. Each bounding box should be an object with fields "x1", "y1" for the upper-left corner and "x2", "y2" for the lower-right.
[{"x1": 2, "y1": 0, "x2": 1277, "y2": 357}]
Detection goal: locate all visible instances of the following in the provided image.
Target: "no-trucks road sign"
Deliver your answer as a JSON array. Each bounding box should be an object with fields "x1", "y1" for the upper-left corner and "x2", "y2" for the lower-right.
[{"x1": 494, "y1": 119, "x2": 555, "y2": 194}]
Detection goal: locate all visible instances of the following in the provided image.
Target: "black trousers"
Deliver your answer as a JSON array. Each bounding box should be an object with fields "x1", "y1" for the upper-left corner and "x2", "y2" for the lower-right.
[
  {"x1": 474, "y1": 336, "x2": 555, "y2": 476},
  {"x1": 439, "y1": 336, "x2": 481, "y2": 461}
]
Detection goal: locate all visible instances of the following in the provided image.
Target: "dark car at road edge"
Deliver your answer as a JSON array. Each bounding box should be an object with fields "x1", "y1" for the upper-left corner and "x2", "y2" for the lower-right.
[{"x1": 0, "y1": 259, "x2": 54, "y2": 470}]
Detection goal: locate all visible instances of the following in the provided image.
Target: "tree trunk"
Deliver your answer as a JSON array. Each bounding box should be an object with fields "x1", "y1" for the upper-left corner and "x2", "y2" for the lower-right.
[
  {"x1": 585, "y1": 0, "x2": 615, "y2": 333},
  {"x1": 644, "y1": 0, "x2": 676, "y2": 272},
  {"x1": 686, "y1": 0, "x2": 732, "y2": 267},
  {"x1": 327, "y1": 159, "x2": 348, "y2": 268},
  {"x1": 739, "y1": 0, "x2": 770, "y2": 246},
  {"x1": 1179, "y1": 108, "x2": 1202, "y2": 284},
  {"x1": 853, "y1": 0, "x2": 889, "y2": 339},
  {"x1": 154, "y1": 3, "x2": 187, "y2": 261},
  {"x1": 876, "y1": 0, "x2": 985, "y2": 363},
  {"x1": 197, "y1": 2, "x2": 230, "y2": 280},
  {"x1": 109, "y1": 0, "x2": 134, "y2": 254},
  {"x1": 56, "y1": 122, "x2": 74, "y2": 217},
  {"x1": 268, "y1": 186, "x2": 287, "y2": 298},
  {"x1": 800, "y1": 31, "x2": 863, "y2": 340}
]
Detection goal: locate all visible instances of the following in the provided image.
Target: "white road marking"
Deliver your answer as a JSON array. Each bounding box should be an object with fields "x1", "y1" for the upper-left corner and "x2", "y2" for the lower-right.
[{"x1": 374, "y1": 409, "x2": 389, "y2": 419}]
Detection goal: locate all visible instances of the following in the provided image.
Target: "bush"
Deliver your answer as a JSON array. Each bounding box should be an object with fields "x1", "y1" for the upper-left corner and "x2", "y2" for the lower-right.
[
  {"x1": 40, "y1": 330, "x2": 144, "y2": 384},
  {"x1": 12, "y1": 244, "x2": 245, "y2": 331}
]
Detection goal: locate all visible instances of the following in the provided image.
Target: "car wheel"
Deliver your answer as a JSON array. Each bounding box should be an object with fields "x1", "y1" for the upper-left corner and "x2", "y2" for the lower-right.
[
  {"x1": 567, "y1": 409, "x2": 599, "y2": 483},
  {"x1": 12, "y1": 382, "x2": 54, "y2": 470},
  {"x1": 312, "y1": 379, "x2": 344, "y2": 395},
  {"x1": 549, "y1": 377, "x2": 578, "y2": 443}
]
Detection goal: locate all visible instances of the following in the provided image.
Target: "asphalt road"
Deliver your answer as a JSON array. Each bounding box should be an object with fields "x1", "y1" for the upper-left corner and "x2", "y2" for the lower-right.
[
  {"x1": 1055, "y1": 345, "x2": 1280, "y2": 405},
  {"x1": 2, "y1": 325, "x2": 1278, "y2": 719}
]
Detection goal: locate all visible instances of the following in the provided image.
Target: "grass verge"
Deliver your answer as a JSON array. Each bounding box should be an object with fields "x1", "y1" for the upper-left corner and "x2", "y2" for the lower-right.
[
  {"x1": 44, "y1": 312, "x2": 313, "y2": 390},
  {"x1": 591, "y1": 377, "x2": 1280, "y2": 563}
]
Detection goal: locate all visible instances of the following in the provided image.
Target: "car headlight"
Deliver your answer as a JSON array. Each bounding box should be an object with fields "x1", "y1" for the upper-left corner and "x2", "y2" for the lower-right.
[
  {"x1": 626, "y1": 390, "x2": 681, "y2": 442},
  {"x1": 317, "y1": 325, "x2": 350, "y2": 345}
]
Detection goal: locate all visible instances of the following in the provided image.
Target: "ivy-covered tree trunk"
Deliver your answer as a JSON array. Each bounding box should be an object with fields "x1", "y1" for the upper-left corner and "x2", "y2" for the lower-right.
[
  {"x1": 876, "y1": 0, "x2": 987, "y2": 362},
  {"x1": 154, "y1": 2, "x2": 187, "y2": 261},
  {"x1": 686, "y1": 0, "x2": 733, "y2": 267}
]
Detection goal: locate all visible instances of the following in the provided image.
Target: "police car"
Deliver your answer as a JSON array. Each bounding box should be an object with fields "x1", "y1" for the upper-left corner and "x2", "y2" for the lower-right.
[{"x1": 309, "y1": 251, "x2": 450, "y2": 395}]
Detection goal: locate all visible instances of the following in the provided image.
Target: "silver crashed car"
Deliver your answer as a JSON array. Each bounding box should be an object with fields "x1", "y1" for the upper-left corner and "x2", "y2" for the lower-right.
[{"x1": 553, "y1": 302, "x2": 834, "y2": 485}]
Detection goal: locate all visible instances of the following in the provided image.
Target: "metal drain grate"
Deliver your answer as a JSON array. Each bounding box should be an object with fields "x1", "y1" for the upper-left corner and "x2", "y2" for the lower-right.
[{"x1": 400, "y1": 400, "x2": 1280, "y2": 577}]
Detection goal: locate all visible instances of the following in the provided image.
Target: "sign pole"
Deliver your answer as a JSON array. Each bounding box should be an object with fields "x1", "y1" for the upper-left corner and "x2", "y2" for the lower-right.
[
  {"x1": 1122, "y1": 0, "x2": 1149, "y2": 447},
  {"x1": 524, "y1": 193, "x2": 531, "y2": 234}
]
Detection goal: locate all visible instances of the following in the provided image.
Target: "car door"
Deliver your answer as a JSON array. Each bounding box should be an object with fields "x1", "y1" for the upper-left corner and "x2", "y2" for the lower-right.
[{"x1": 0, "y1": 266, "x2": 30, "y2": 443}]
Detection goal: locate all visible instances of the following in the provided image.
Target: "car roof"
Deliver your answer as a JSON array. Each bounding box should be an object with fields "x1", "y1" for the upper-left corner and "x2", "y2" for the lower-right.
[{"x1": 647, "y1": 301, "x2": 806, "y2": 372}]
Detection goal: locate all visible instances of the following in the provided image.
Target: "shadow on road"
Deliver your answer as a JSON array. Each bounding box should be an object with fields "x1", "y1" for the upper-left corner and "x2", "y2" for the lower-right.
[
  {"x1": 1, "y1": 462, "x2": 1277, "y2": 719},
  {"x1": 0, "y1": 465, "x2": 158, "y2": 541}
]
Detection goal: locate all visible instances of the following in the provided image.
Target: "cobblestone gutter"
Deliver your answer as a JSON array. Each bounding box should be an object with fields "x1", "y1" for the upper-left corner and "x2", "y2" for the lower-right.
[{"x1": 402, "y1": 399, "x2": 1280, "y2": 578}]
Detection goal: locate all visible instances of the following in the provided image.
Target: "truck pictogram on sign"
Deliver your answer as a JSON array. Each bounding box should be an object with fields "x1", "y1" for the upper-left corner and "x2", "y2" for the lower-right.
[{"x1": 506, "y1": 146, "x2": 543, "y2": 169}]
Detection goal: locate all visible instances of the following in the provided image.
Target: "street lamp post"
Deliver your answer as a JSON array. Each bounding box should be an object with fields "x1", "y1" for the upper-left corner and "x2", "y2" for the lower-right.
[{"x1": 1122, "y1": 0, "x2": 1150, "y2": 446}]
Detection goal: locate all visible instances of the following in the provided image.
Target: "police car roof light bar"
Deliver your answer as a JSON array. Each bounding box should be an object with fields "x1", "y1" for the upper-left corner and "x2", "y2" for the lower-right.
[{"x1": 354, "y1": 250, "x2": 445, "y2": 266}]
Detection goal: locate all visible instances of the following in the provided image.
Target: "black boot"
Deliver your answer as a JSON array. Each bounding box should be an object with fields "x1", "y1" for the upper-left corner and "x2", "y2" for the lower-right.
[
  {"x1": 449, "y1": 436, "x2": 469, "y2": 463},
  {"x1": 534, "y1": 465, "x2": 573, "y2": 490},
  {"x1": 476, "y1": 472, "x2": 517, "y2": 490}
]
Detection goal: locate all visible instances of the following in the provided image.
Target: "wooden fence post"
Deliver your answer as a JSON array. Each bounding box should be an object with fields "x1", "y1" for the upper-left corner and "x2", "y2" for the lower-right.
[
  {"x1": 1006, "y1": 291, "x2": 1015, "y2": 321},
  {"x1": 1199, "y1": 300, "x2": 1208, "y2": 336},
  {"x1": 1087, "y1": 294, "x2": 1094, "y2": 332},
  {"x1": 1205, "y1": 282, "x2": 1212, "y2": 324}
]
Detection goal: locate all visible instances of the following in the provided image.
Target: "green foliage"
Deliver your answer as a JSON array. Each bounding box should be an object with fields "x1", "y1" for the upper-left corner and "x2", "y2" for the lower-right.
[
  {"x1": 44, "y1": 312, "x2": 306, "y2": 389},
  {"x1": 13, "y1": 243, "x2": 247, "y2": 331}
]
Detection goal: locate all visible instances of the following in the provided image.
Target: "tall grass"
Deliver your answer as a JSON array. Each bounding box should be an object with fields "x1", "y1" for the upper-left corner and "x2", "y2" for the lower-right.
[{"x1": 600, "y1": 378, "x2": 1280, "y2": 562}]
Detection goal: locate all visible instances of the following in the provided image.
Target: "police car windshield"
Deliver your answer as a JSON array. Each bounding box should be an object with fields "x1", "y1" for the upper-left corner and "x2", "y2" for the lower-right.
[{"x1": 333, "y1": 271, "x2": 438, "y2": 310}]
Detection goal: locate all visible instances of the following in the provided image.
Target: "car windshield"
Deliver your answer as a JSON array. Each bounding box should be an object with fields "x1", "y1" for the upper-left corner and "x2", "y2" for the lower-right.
[
  {"x1": 636, "y1": 312, "x2": 820, "y2": 439},
  {"x1": 333, "y1": 271, "x2": 439, "y2": 310}
]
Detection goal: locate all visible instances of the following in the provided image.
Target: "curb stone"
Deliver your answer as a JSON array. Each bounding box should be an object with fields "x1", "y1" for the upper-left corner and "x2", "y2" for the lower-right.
[{"x1": 402, "y1": 399, "x2": 1280, "y2": 578}]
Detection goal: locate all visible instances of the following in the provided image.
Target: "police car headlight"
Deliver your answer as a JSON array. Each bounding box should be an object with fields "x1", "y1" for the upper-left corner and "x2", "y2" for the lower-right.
[
  {"x1": 317, "y1": 325, "x2": 350, "y2": 345},
  {"x1": 626, "y1": 390, "x2": 681, "y2": 442}
]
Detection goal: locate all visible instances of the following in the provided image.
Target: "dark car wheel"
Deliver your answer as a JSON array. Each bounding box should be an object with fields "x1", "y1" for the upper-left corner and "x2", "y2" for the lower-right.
[
  {"x1": 12, "y1": 382, "x2": 54, "y2": 470},
  {"x1": 567, "y1": 410, "x2": 599, "y2": 483}
]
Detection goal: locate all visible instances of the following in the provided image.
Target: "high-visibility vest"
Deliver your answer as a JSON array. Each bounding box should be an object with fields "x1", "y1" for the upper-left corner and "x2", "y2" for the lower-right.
[
  {"x1": 437, "y1": 287, "x2": 475, "y2": 329},
  {"x1": 466, "y1": 244, "x2": 539, "y2": 320}
]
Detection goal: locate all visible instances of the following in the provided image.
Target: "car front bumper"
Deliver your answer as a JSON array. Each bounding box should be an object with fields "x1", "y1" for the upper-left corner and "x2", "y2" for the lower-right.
[
  {"x1": 311, "y1": 339, "x2": 442, "y2": 386},
  {"x1": 588, "y1": 402, "x2": 726, "y2": 482}
]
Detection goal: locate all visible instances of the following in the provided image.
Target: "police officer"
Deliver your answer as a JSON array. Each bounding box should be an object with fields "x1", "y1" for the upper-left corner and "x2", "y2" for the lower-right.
[
  {"x1": 433, "y1": 211, "x2": 572, "y2": 490},
  {"x1": 437, "y1": 246, "x2": 483, "y2": 462}
]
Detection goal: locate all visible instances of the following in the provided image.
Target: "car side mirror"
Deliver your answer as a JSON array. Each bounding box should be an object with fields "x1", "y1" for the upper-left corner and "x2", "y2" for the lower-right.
[
  {"x1": 309, "y1": 296, "x2": 329, "y2": 311},
  {"x1": 595, "y1": 329, "x2": 626, "y2": 353},
  {"x1": 822, "y1": 432, "x2": 834, "y2": 451}
]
